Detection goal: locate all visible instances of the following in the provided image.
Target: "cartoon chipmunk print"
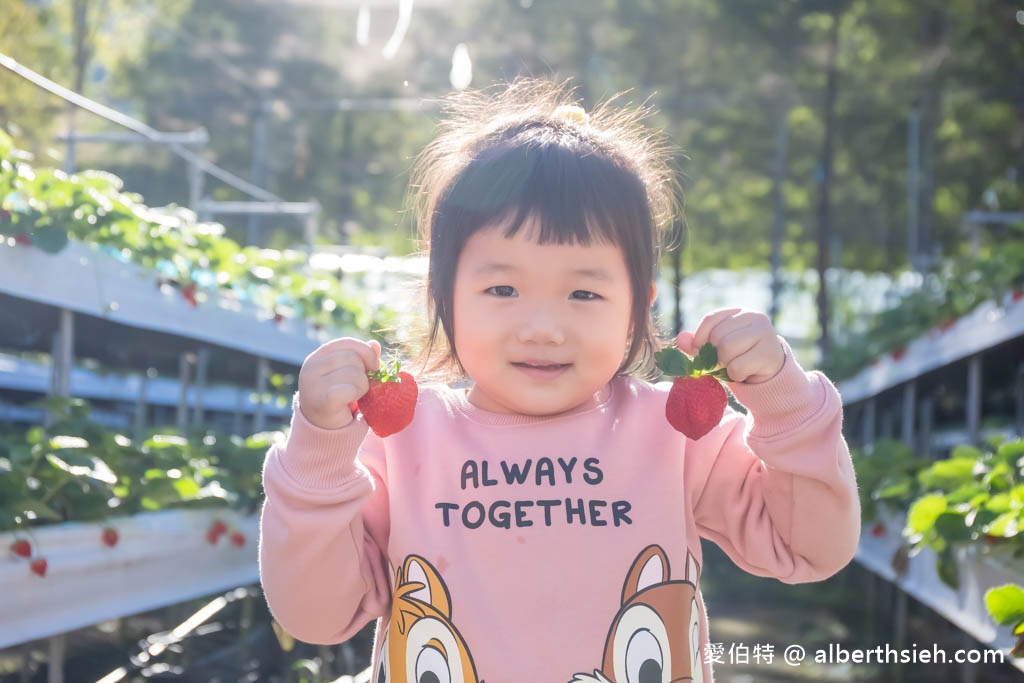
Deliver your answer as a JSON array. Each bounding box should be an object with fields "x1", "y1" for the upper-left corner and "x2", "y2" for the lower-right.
[
  {"x1": 374, "y1": 555, "x2": 482, "y2": 683},
  {"x1": 571, "y1": 544, "x2": 704, "y2": 683}
]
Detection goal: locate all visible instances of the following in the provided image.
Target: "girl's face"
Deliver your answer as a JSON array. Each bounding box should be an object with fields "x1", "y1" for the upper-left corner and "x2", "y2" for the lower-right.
[{"x1": 452, "y1": 216, "x2": 649, "y2": 416}]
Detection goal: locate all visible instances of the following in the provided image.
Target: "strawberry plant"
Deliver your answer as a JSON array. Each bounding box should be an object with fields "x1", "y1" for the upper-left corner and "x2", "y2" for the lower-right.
[
  {"x1": 825, "y1": 234, "x2": 1024, "y2": 381},
  {"x1": 985, "y1": 585, "x2": 1024, "y2": 657},
  {"x1": 0, "y1": 396, "x2": 281, "y2": 533},
  {"x1": 851, "y1": 439, "x2": 929, "y2": 524},
  {"x1": 0, "y1": 130, "x2": 393, "y2": 340},
  {"x1": 901, "y1": 439, "x2": 1024, "y2": 589}
]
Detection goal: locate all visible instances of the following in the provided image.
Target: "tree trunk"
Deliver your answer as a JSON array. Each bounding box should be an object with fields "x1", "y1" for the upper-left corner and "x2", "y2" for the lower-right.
[{"x1": 815, "y1": 4, "x2": 843, "y2": 366}]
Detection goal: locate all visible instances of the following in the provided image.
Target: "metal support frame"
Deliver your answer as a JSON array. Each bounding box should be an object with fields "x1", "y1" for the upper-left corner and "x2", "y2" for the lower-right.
[
  {"x1": 46, "y1": 310, "x2": 74, "y2": 430},
  {"x1": 1015, "y1": 363, "x2": 1024, "y2": 437},
  {"x1": 177, "y1": 352, "x2": 196, "y2": 432},
  {"x1": 919, "y1": 394, "x2": 934, "y2": 460},
  {"x1": 901, "y1": 381, "x2": 916, "y2": 449},
  {"x1": 255, "y1": 358, "x2": 270, "y2": 433},
  {"x1": 966, "y1": 355, "x2": 982, "y2": 445},
  {"x1": 191, "y1": 347, "x2": 210, "y2": 426},
  {"x1": 134, "y1": 369, "x2": 149, "y2": 438},
  {"x1": 197, "y1": 200, "x2": 321, "y2": 250},
  {"x1": 861, "y1": 398, "x2": 877, "y2": 453}
]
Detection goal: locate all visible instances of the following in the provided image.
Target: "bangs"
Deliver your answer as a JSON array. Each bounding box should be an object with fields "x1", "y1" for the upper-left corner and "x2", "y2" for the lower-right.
[{"x1": 437, "y1": 130, "x2": 654, "y2": 255}]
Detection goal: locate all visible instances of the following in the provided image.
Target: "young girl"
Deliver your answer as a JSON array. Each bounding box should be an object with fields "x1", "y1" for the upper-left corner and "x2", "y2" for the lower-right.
[{"x1": 259, "y1": 80, "x2": 860, "y2": 683}]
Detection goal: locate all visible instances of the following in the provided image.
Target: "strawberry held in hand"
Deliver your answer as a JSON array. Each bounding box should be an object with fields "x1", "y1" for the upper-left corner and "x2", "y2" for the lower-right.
[
  {"x1": 656, "y1": 342, "x2": 732, "y2": 440},
  {"x1": 356, "y1": 358, "x2": 418, "y2": 437}
]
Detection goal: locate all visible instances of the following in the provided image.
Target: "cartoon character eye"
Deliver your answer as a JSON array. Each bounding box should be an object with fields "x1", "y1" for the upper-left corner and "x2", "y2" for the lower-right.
[
  {"x1": 626, "y1": 629, "x2": 664, "y2": 683},
  {"x1": 415, "y1": 645, "x2": 451, "y2": 683},
  {"x1": 404, "y1": 617, "x2": 465, "y2": 683},
  {"x1": 689, "y1": 597, "x2": 703, "y2": 683},
  {"x1": 377, "y1": 634, "x2": 389, "y2": 683},
  {"x1": 612, "y1": 604, "x2": 671, "y2": 683}
]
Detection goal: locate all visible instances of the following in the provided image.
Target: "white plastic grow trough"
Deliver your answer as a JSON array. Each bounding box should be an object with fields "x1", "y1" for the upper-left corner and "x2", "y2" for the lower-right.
[
  {"x1": 855, "y1": 510, "x2": 1024, "y2": 672},
  {"x1": 0, "y1": 509, "x2": 259, "y2": 648}
]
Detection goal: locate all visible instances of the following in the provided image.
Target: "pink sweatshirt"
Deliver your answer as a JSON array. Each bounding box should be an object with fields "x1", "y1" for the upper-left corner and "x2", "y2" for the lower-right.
[{"x1": 259, "y1": 341, "x2": 860, "y2": 683}]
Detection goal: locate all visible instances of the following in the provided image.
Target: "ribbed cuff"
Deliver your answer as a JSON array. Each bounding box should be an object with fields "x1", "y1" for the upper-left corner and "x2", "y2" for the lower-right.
[
  {"x1": 726, "y1": 336, "x2": 831, "y2": 441},
  {"x1": 277, "y1": 395, "x2": 370, "y2": 489}
]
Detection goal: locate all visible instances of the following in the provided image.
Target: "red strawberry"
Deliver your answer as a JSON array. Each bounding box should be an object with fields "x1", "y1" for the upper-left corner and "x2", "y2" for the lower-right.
[
  {"x1": 30, "y1": 558, "x2": 47, "y2": 577},
  {"x1": 357, "y1": 358, "x2": 418, "y2": 437},
  {"x1": 13, "y1": 233, "x2": 32, "y2": 246},
  {"x1": 182, "y1": 283, "x2": 198, "y2": 307},
  {"x1": 101, "y1": 527, "x2": 119, "y2": 547},
  {"x1": 871, "y1": 523, "x2": 886, "y2": 537},
  {"x1": 230, "y1": 531, "x2": 246, "y2": 547},
  {"x1": 1012, "y1": 289, "x2": 1024, "y2": 302},
  {"x1": 206, "y1": 528, "x2": 221, "y2": 545},
  {"x1": 210, "y1": 519, "x2": 228, "y2": 536},
  {"x1": 11, "y1": 539, "x2": 31, "y2": 558},
  {"x1": 656, "y1": 343, "x2": 731, "y2": 441}
]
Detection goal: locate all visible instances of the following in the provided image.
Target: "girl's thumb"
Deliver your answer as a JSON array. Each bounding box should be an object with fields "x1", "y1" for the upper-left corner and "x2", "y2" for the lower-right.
[
  {"x1": 675, "y1": 330, "x2": 696, "y2": 357},
  {"x1": 368, "y1": 339, "x2": 382, "y2": 361}
]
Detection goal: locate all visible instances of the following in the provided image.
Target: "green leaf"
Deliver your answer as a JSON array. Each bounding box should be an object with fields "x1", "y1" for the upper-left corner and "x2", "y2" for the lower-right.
[
  {"x1": 934, "y1": 511, "x2": 973, "y2": 542},
  {"x1": 936, "y1": 545, "x2": 960, "y2": 589},
  {"x1": 693, "y1": 342, "x2": 718, "y2": 372},
  {"x1": 907, "y1": 494, "x2": 948, "y2": 535},
  {"x1": 654, "y1": 347, "x2": 692, "y2": 377},
  {"x1": 986, "y1": 585, "x2": 1024, "y2": 626},
  {"x1": 918, "y1": 457, "x2": 978, "y2": 491},
  {"x1": 44, "y1": 453, "x2": 118, "y2": 485},
  {"x1": 30, "y1": 226, "x2": 69, "y2": 253}
]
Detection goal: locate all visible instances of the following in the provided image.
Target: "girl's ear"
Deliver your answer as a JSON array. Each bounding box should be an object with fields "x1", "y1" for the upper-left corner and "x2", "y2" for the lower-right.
[{"x1": 649, "y1": 281, "x2": 657, "y2": 308}]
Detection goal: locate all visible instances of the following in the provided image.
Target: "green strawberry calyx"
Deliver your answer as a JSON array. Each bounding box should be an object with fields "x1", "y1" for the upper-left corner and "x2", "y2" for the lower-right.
[
  {"x1": 655, "y1": 342, "x2": 733, "y2": 382},
  {"x1": 368, "y1": 357, "x2": 407, "y2": 383}
]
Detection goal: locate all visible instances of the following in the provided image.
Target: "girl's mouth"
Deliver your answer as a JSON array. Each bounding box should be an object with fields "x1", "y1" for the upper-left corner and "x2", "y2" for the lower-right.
[{"x1": 512, "y1": 362, "x2": 572, "y2": 380}]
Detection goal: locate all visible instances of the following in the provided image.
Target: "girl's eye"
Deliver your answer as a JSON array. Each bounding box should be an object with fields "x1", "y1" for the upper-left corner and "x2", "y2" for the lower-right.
[
  {"x1": 486, "y1": 285, "x2": 517, "y2": 297},
  {"x1": 571, "y1": 290, "x2": 601, "y2": 301}
]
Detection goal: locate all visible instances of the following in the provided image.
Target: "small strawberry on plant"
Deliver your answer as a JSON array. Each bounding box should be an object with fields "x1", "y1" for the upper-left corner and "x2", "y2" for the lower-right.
[
  {"x1": 355, "y1": 358, "x2": 418, "y2": 438},
  {"x1": 655, "y1": 342, "x2": 732, "y2": 441},
  {"x1": 10, "y1": 538, "x2": 32, "y2": 558},
  {"x1": 101, "y1": 527, "x2": 119, "y2": 548},
  {"x1": 30, "y1": 558, "x2": 48, "y2": 577},
  {"x1": 871, "y1": 523, "x2": 886, "y2": 537},
  {"x1": 181, "y1": 282, "x2": 198, "y2": 307},
  {"x1": 230, "y1": 531, "x2": 246, "y2": 547}
]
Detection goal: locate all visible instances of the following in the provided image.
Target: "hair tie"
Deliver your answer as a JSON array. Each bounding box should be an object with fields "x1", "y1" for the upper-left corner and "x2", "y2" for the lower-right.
[{"x1": 552, "y1": 104, "x2": 590, "y2": 127}]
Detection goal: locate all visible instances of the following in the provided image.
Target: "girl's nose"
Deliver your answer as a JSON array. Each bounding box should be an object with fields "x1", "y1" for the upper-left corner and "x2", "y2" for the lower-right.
[{"x1": 516, "y1": 305, "x2": 566, "y2": 345}]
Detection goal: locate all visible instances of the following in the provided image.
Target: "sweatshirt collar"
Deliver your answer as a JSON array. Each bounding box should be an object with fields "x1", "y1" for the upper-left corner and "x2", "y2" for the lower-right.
[{"x1": 444, "y1": 378, "x2": 617, "y2": 427}]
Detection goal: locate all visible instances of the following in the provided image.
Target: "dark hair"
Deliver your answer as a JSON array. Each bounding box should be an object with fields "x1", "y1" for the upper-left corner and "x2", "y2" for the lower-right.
[{"x1": 407, "y1": 79, "x2": 680, "y2": 383}]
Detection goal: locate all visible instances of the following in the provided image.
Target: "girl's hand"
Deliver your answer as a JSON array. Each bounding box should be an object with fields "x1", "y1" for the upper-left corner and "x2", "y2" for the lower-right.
[
  {"x1": 297, "y1": 337, "x2": 381, "y2": 429},
  {"x1": 675, "y1": 308, "x2": 785, "y2": 385}
]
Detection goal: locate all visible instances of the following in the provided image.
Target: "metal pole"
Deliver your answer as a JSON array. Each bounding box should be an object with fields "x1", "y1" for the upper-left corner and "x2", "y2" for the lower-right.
[
  {"x1": 255, "y1": 358, "x2": 270, "y2": 433},
  {"x1": 192, "y1": 347, "x2": 209, "y2": 426},
  {"x1": 862, "y1": 398, "x2": 877, "y2": 454},
  {"x1": 46, "y1": 309, "x2": 74, "y2": 428},
  {"x1": 177, "y1": 352, "x2": 195, "y2": 433},
  {"x1": 966, "y1": 355, "x2": 982, "y2": 445},
  {"x1": 901, "y1": 381, "x2": 916, "y2": 449},
  {"x1": 134, "y1": 370, "x2": 149, "y2": 438},
  {"x1": 47, "y1": 634, "x2": 66, "y2": 683}
]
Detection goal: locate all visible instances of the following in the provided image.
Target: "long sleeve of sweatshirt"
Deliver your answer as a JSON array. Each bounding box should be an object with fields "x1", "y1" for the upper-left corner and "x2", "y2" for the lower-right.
[
  {"x1": 684, "y1": 337, "x2": 861, "y2": 583},
  {"x1": 258, "y1": 402, "x2": 392, "y2": 644}
]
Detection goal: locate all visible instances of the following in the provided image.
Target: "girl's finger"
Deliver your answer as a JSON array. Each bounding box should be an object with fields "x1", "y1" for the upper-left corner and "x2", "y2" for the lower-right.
[{"x1": 692, "y1": 307, "x2": 743, "y2": 350}]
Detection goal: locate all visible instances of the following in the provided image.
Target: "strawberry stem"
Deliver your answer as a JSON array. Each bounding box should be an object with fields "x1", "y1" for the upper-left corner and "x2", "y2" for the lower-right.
[
  {"x1": 655, "y1": 343, "x2": 733, "y2": 382},
  {"x1": 368, "y1": 357, "x2": 404, "y2": 383}
]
